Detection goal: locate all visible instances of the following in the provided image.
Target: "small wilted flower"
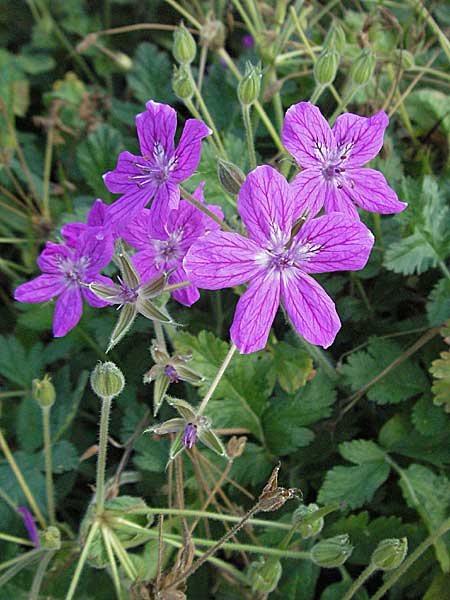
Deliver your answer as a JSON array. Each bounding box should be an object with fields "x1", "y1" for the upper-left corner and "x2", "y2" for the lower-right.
[
  {"x1": 324, "y1": 22, "x2": 346, "y2": 52},
  {"x1": 200, "y1": 14, "x2": 226, "y2": 50},
  {"x1": 258, "y1": 463, "x2": 299, "y2": 512},
  {"x1": 32, "y1": 374, "x2": 56, "y2": 408},
  {"x1": 145, "y1": 397, "x2": 227, "y2": 462},
  {"x1": 40, "y1": 526, "x2": 61, "y2": 550}
]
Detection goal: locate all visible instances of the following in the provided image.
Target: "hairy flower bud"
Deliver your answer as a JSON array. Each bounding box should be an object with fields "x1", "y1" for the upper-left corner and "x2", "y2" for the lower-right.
[
  {"x1": 32, "y1": 374, "x2": 56, "y2": 409},
  {"x1": 217, "y1": 158, "x2": 245, "y2": 195},
  {"x1": 350, "y1": 48, "x2": 376, "y2": 86},
  {"x1": 324, "y1": 23, "x2": 346, "y2": 52},
  {"x1": 314, "y1": 48, "x2": 339, "y2": 85},
  {"x1": 40, "y1": 526, "x2": 61, "y2": 550},
  {"x1": 172, "y1": 65, "x2": 194, "y2": 100},
  {"x1": 238, "y1": 62, "x2": 262, "y2": 106},
  {"x1": 90, "y1": 361, "x2": 125, "y2": 399},
  {"x1": 248, "y1": 558, "x2": 282, "y2": 593},
  {"x1": 392, "y1": 49, "x2": 415, "y2": 70},
  {"x1": 293, "y1": 503, "x2": 324, "y2": 539},
  {"x1": 310, "y1": 535, "x2": 353, "y2": 568},
  {"x1": 200, "y1": 16, "x2": 226, "y2": 50},
  {"x1": 173, "y1": 22, "x2": 196, "y2": 65},
  {"x1": 371, "y1": 538, "x2": 408, "y2": 571}
]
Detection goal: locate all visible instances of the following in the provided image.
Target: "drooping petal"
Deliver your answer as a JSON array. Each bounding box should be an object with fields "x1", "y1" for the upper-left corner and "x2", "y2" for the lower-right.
[
  {"x1": 82, "y1": 275, "x2": 115, "y2": 307},
  {"x1": 332, "y1": 110, "x2": 389, "y2": 167},
  {"x1": 14, "y1": 274, "x2": 65, "y2": 303},
  {"x1": 61, "y1": 222, "x2": 86, "y2": 248},
  {"x1": 105, "y1": 184, "x2": 156, "y2": 230},
  {"x1": 76, "y1": 228, "x2": 114, "y2": 277},
  {"x1": 343, "y1": 168, "x2": 408, "y2": 214},
  {"x1": 295, "y1": 213, "x2": 374, "y2": 273},
  {"x1": 87, "y1": 199, "x2": 107, "y2": 227},
  {"x1": 53, "y1": 286, "x2": 83, "y2": 337},
  {"x1": 281, "y1": 270, "x2": 340, "y2": 348},
  {"x1": 122, "y1": 209, "x2": 152, "y2": 249},
  {"x1": 290, "y1": 169, "x2": 326, "y2": 219},
  {"x1": 282, "y1": 102, "x2": 335, "y2": 168},
  {"x1": 103, "y1": 151, "x2": 148, "y2": 194},
  {"x1": 238, "y1": 165, "x2": 294, "y2": 246},
  {"x1": 323, "y1": 184, "x2": 360, "y2": 219},
  {"x1": 171, "y1": 119, "x2": 212, "y2": 183},
  {"x1": 37, "y1": 242, "x2": 72, "y2": 274},
  {"x1": 132, "y1": 249, "x2": 160, "y2": 283},
  {"x1": 169, "y1": 267, "x2": 200, "y2": 307},
  {"x1": 230, "y1": 271, "x2": 280, "y2": 354},
  {"x1": 136, "y1": 101, "x2": 177, "y2": 158},
  {"x1": 148, "y1": 181, "x2": 180, "y2": 237},
  {"x1": 184, "y1": 232, "x2": 262, "y2": 290}
]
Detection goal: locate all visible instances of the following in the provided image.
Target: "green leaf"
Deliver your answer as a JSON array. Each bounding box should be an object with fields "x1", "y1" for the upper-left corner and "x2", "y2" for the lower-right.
[
  {"x1": 0, "y1": 451, "x2": 46, "y2": 519},
  {"x1": 41, "y1": 441, "x2": 78, "y2": 473},
  {"x1": 412, "y1": 395, "x2": 450, "y2": 438},
  {"x1": 340, "y1": 440, "x2": 386, "y2": 463},
  {"x1": 51, "y1": 369, "x2": 89, "y2": 443},
  {"x1": 424, "y1": 573, "x2": 450, "y2": 600},
  {"x1": 279, "y1": 559, "x2": 320, "y2": 600},
  {"x1": 341, "y1": 337, "x2": 428, "y2": 404},
  {"x1": 321, "y1": 581, "x2": 368, "y2": 600},
  {"x1": 127, "y1": 43, "x2": 174, "y2": 105},
  {"x1": 229, "y1": 443, "x2": 273, "y2": 488},
  {"x1": 0, "y1": 335, "x2": 45, "y2": 386},
  {"x1": 76, "y1": 123, "x2": 123, "y2": 197},
  {"x1": 427, "y1": 279, "x2": 450, "y2": 326},
  {"x1": 430, "y1": 328, "x2": 450, "y2": 412},
  {"x1": 267, "y1": 341, "x2": 313, "y2": 394},
  {"x1": 384, "y1": 231, "x2": 438, "y2": 275}
]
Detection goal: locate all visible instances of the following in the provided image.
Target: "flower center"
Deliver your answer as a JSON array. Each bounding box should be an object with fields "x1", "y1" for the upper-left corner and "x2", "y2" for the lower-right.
[
  {"x1": 256, "y1": 226, "x2": 321, "y2": 273},
  {"x1": 154, "y1": 231, "x2": 183, "y2": 268},
  {"x1": 117, "y1": 277, "x2": 139, "y2": 303},
  {"x1": 59, "y1": 256, "x2": 89, "y2": 285},
  {"x1": 130, "y1": 141, "x2": 178, "y2": 188}
]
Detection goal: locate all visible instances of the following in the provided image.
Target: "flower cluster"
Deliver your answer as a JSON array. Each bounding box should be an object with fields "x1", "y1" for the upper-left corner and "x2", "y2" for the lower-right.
[{"x1": 14, "y1": 99, "x2": 406, "y2": 356}]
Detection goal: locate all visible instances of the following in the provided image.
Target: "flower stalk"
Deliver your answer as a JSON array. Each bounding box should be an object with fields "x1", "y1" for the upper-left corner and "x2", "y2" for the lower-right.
[
  {"x1": 197, "y1": 343, "x2": 237, "y2": 415},
  {"x1": 96, "y1": 395, "x2": 112, "y2": 515},
  {"x1": 42, "y1": 406, "x2": 56, "y2": 525}
]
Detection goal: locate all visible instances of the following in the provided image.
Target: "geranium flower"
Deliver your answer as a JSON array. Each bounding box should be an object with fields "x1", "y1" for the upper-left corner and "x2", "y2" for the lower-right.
[
  {"x1": 14, "y1": 230, "x2": 114, "y2": 337},
  {"x1": 184, "y1": 165, "x2": 374, "y2": 353},
  {"x1": 61, "y1": 199, "x2": 118, "y2": 247},
  {"x1": 122, "y1": 182, "x2": 223, "y2": 306},
  {"x1": 282, "y1": 102, "x2": 407, "y2": 219},
  {"x1": 103, "y1": 100, "x2": 211, "y2": 229},
  {"x1": 17, "y1": 507, "x2": 40, "y2": 547}
]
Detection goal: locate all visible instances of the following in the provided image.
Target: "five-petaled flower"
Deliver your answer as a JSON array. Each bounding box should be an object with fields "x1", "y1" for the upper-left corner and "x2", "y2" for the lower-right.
[
  {"x1": 122, "y1": 182, "x2": 223, "y2": 306},
  {"x1": 61, "y1": 198, "x2": 119, "y2": 247},
  {"x1": 103, "y1": 100, "x2": 211, "y2": 230},
  {"x1": 14, "y1": 229, "x2": 114, "y2": 337},
  {"x1": 282, "y1": 101, "x2": 407, "y2": 219},
  {"x1": 184, "y1": 165, "x2": 375, "y2": 354}
]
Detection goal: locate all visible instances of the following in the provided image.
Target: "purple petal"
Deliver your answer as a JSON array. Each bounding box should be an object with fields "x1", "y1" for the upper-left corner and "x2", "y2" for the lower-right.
[
  {"x1": 132, "y1": 249, "x2": 160, "y2": 283},
  {"x1": 295, "y1": 213, "x2": 374, "y2": 273},
  {"x1": 37, "y1": 242, "x2": 72, "y2": 274},
  {"x1": 184, "y1": 232, "x2": 262, "y2": 290},
  {"x1": 82, "y1": 275, "x2": 115, "y2": 307},
  {"x1": 122, "y1": 208, "x2": 152, "y2": 249},
  {"x1": 203, "y1": 204, "x2": 224, "y2": 232},
  {"x1": 87, "y1": 199, "x2": 107, "y2": 227},
  {"x1": 103, "y1": 151, "x2": 147, "y2": 194},
  {"x1": 323, "y1": 185, "x2": 360, "y2": 219},
  {"x1": 238, "y1": 166, "x2": 294, "y2": 246},
  {"x1": 281, "y1": 270, "x2": 340, "y2": 348},
  {"x1": 53, "y1": 286, "x2": 83, "y2": 337},
  {"x1": 343, "y1": 168, "x2": 408, "y2": 214},
  {"x1": 105, "y1": 185, "x2": 155, "y2": 230},
  {"x1": 332, "y1": 110, "x2": 389, "y2": 167},
  {"x1": 290, "y1": 169, "x2": 326, "y2": 219},
  {"x1": 15, "y1": 274, "x2": 64, "y2": 303},
  {"x1": 171, "y1": 119, "x2": 212, "y2": 183},
  {"x1": 182, "y1": 423, "x2": 197, "y2": 449},
  {"x1": 17, "y1": 507, "x2": 40, "y2": 547},
  {"x1": 230, "y1": 271, "x2": 280, "y2": 354},
  {"x1": 282, "y1": 102, "x2": 335, "y2": 168},
  {"x1": 76, "y1": 228, "x2": 114, "y2": 276},
  {"x1": 137, "y1": 101, "x2": 177, "y2": 158},
  {"x1": 148, "y1": 181, "x2": 180, "y2": 237},
  {"x1": 61, "y1": 222, "x2": 86, "y2": 248},
  {"x1": 169, "y1": 267, "x2": 200, "y2": 307}
]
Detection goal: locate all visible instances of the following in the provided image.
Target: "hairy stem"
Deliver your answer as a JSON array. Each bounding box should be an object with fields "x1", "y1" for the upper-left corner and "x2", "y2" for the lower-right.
[
  {"x1": 96, "y1": 396, "x2": 112, "y2": 515},
  {"x1": 180, "y1": 186, "x2": 233, "y2": 232},
  {"x1": 42, "y1": 406, "x2": 56, "y2": 525},
  {"x1": 242, "y1": 104, "x2": 257, "y2": 170},
  {"x1": 342, "y1": 563, "x2": 377, "y2": 600},
  {"x1": 65, "y1": 521, "x2": 100, "y2": 600},
  {"x1": 198, "y1": 343, "x2": 238, "y2": 414}
]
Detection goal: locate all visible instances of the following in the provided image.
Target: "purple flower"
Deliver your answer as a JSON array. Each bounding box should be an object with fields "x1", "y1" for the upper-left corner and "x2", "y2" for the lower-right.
[
  {"x1": 184, "y1": 166, "x2": 374, "y2": 353},
  {"x1": 14, "y1": 230, "x2": 114, "y2": 337},
  {"x1": 61, "y1": 199, "x2": 118, "y2": 247},
  {"x1": 122, "y1": 183, "x2": 223, "y2": 306},
  {"x1": 17, "y1": 507, "x2": 40, "y2": 547},
  {"x1": 182, "y1": 423, "x2": 197, "y2": 449},
  {"x1": 103, "y1": 100, "x2": 211, "y2": 230},
  {"x1": 282, "y1": 102, "x2": 407, "y2": 219},
  {"x1": 242, "y1": 34, "x2": 254, "y2": 49}
]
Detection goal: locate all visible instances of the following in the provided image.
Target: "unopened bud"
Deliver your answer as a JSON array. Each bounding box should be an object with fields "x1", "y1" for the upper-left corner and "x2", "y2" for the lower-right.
[
  {"x1": 248, "y1": 558, "x2": 282, "y2": 593},
  {"x1": 310, "y1": 535, "x2": 353, "y2": 568},
  {"x1": 238, "y1": 62, "x2": 262, "y2": 106},
  {"x1": 217, "y1": 158, "x2": 245, "y2": 195},
  {"x1": 114, "y1": 52, "x2": 133, "y2": 71},
  {"x1": 392, "y1": 49, "x2": 414, "y2": 70},
  {"x1": 350, "y1": 48, "x2": 376, "y2": 86},
  {"x1": 293, "y1": 503, "x2": 324, "y2": 539},
  {"x1": 200, "y1": 16, "x2": 226, "y2": 50},
  {"x1": 173, "y1": 22, "x2": 196, "y2": 65},
  {"x1": 172, "y1": 65, "x2": 194, "y2": 100},
  {"x1": 32, "y1": 375, "x2": 56, "y2": 408},
  {"x1": 371, "y1": 538, "x2": 408, "y2": 571},
  {"x1": 324, "y1": 23, "x2": 346, "y2": 52},
  {"x1": 314, "y1": 48, "x2": 339, "y2": 85},
  {"x1": 40, "y1": 526, "x2": 61, "y2": 550},
  {"x1": 90, "y1": 361, "x2": 125, "y2": 399}
]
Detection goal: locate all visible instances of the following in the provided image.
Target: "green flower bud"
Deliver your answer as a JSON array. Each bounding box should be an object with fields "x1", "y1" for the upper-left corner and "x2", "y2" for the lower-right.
[
  {"x1": 310, "y1": 534, "x2": 353, "y2": 568},
  {"x1": 238, "y1": 62, "x2": 262, "y2": 106},
  {"x1": 392, "y1": 49, "x2": 415, "y2": 71},
  {"x1": 32, "y1": 374, "x2": 56, "y2": 409},
  {"x1": 90, "y1": 362, "x2": 125, "y2": 399},
  {"x1": 293, "y1": 503, "x2": 324, "y2": 539},
  {"x1": 217, "y1": 158, "x2": 245, "y2": 195},
  {"x1": 200, "y1": 16, "x2": 226, "y2": 50},
  {"x1": 350, "y1": 48, "x2": 376, "y2": 86},
  {"x1": 39, "y1": 526, "x2": 61, "y2": 550},
  {"x1": 114, "y1": 52, "x2": 133, "y2": 71},
  {"x1": 371, "y1": 538, "x2": 408, "y2": 571},
  {"x1": 172, "y1": 65, "x2": 194, "y2": 100},
  {"x1": 324, "y1": 23, "x2": 346, "y2": 52},
  {"x1": 314, "y1": 48, "x2": 339, "y2": 85},
  {"x1": 248, "y1": 558, "x2": 282, "y2": 593},
  {"x1": 173, "y1": 22, "x2": 196, "y2": 65}
]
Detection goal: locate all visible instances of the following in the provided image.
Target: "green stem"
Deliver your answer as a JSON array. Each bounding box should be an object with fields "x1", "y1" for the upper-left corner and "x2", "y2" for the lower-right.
[
  {"x1": 0, "y1": 532, "x2": 34, "y2": 546},
  {"x1": 42, "y1": 113, "x2": 54, "y2": 220},
  {"x1": 242, "y1": 104, "x2": 257, "y2": 170},
  {"x1": 184, "y1": 97, "x2": 221, "y2": 157},
  {"x1": 65, "y1": 521, "x2": 100, "y2": 600},
  {"x1": 101, "y1": 527, "x2": 123, "y2": 600},
  {"x1": 0, "y1": 390, "x2": 27, "y2": 399},
  {"x1": 163, "y1": 280, "x2": 192, "y2": 293},
  {"x1": 198, "y1": 343, "x2": 238, "y2": 414},
  {"x1": 329, "y1": 84, "x2": 360, "y2": 125},
  {"x1": 30, "y1": 550, "x2": 56, "y2": 600},
  {"x1": 232, "y1": 0, "x2": 257, "y2": 37},
  {"x1": 196, "y1": 44, "x2": 208, "y2": 104},
  {"x1": 180, "y1": 186, "x2": 233, "y2": 232},
  {"x1": 370, "y1": 517, "x2": 450, "y2": 600},
  {"x1": 310, "y1": 84, "x2": 325, "y2": 104},
  {"x1": 153, "y1": 320, "x2": 167, "y2": 353},
  {"x1": 0, "y1": 549, "x2": 42, "y2": 573},
  {"x1": 96, "y1": 396, "x2": 112, "y2": 515},
  {"x1": 438, "y1": 260, "x2": 450, "y2": 281},
  {"x1": 342, "y1": 563, "x2": 377, "y2": 600},
  {"x1": 409, "y1": 0, "x2": 450, "y2": 63},
  {"x1": 108, "y1": 529, "x2": 138, "y2": 580},
  {"x1": 164, "y1": 0, "x2": 202, "y2": 29},
  {"x1": 42, "y1": 406, "x2": 56, "y2": 525}
]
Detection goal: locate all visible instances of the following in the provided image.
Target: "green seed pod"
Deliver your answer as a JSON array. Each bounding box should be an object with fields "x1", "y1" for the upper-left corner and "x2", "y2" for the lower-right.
[
  {"x1": 310, "y1": 534, "x2": 353, "y2": 568},
  {"x1": 173, "y1": 22, "x2": 196, "y2": 65},
  {"x1": 371, "y1": 538, "x2": 408, "y2": 571},
  {"x1": 248, "y1": 558, "x2": 282, "y2": 593},
  {"x1": 293, "y1": 503, "x2": 324, "y2": 539},
  {"x1": 392, "y1": 49, "x2": 415, "y2": 71},
  {"x1": 314, "y1": 48, "x2": 340, "y2": 85},
  {"x1": 324, "y1": 23, "x2": 346, "y2": 52},
  {"x1": 90, "y1": 361, "x2": 125, "y2": 399},
  {"x1": 40, "y1": 526, "x2": 61, "y2": 550},
  {"x1": 32, "y1": 374, "x2": 56, "y2": 409},
  {"x1": 172, "y1": 65, "x2": 194, "y2": 100},
  {"x1": 217, "y1": 158, "x2": 245, "y2": 195},
  {"x1": 238, "y1": 62, "x2": 262, "y2": 106},
  {"x1": 350, "y1": 48, "x2": 376, "y2": 86}
]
